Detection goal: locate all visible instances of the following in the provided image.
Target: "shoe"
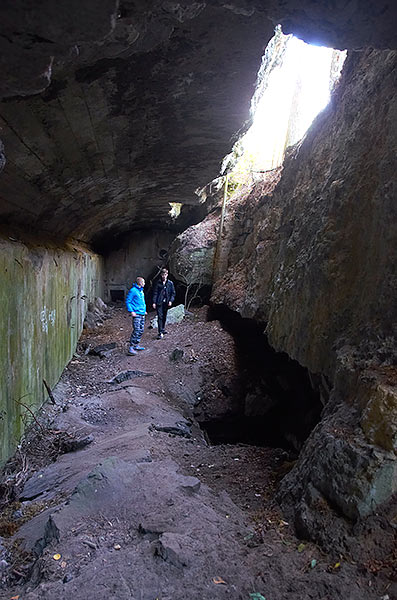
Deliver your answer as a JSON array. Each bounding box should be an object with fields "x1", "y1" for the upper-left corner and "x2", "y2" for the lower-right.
[
  {"x1": 163, "y1": 330, "x2": 168, "y2": 335},
  {"x1": 127, "y1": 346, "x2": 137, "y2": 355},
  {"x1": 157, "y1": 333, "x2": 164, "y2": 340},
  {"x1": 134, "y1": 345, "x2": 145, "y2": 351}
]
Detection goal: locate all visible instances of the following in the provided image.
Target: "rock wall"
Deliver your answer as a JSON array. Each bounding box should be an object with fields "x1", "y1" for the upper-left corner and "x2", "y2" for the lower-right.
[
  {"x1": 169, "y1": 210, "x2": 220, "y2": 288},
  {"x1": 213, "y1": 49, "x2": 397, "y2": 375},
  {"x1": 0, "y1": 237, "x2": 104, "y2": 466},
  {"x1": 172, "y1": 48, "x2": 397, "y2": 536}
]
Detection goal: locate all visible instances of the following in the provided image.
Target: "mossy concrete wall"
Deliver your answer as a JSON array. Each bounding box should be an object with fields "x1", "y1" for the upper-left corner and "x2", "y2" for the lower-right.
[{"x1": 0, "y1": 237, "x2": 104, "y2": 467}]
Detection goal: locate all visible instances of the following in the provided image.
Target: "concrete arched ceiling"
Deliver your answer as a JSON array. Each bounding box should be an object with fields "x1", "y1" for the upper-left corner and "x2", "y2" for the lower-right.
[{"x1": 0, "y1": 1, "x2": 396, "y2": 247}]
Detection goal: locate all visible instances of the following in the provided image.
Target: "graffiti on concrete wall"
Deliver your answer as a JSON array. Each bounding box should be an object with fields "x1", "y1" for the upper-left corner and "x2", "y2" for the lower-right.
[{"x1": 40, "y1": 307, "x2": 56, "y2": 334}]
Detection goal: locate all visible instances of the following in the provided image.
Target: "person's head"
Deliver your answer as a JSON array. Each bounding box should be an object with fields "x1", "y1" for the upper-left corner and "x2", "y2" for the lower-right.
[
  {"x1": 161, "y1": 268, "x2": 168, "y2": 281},
  {"x1": 136, "y1": 276, "x2": 145, "y2": 288}
]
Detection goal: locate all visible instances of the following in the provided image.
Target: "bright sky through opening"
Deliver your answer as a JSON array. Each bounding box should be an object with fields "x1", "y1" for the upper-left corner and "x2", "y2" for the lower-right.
[{"x1": 237, "y1": 33, "x2": 346, "y2": 174}]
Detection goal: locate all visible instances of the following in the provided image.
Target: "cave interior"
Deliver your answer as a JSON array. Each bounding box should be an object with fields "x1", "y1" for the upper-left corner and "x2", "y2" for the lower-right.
[{"x1": 0, "y1": 0, "x2": 396, "y2": 547}]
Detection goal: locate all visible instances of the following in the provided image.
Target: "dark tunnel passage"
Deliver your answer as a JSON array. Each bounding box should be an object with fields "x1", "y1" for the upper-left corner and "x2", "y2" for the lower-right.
[{"x1": 201, "y1": 305, "x2": 329, "y2": 454}]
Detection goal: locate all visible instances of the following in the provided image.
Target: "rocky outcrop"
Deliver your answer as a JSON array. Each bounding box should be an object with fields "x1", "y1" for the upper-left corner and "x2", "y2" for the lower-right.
[
  {"x1": 278, "y1": 368, "x2": 397, "y2": 548},
  {"x1": 180, "y1": 48, "x2": 397, "y2": 539},
  {"x1": 83, "y1": 297, "x2": 110, "y2": 329},
  {"x1": 266, "y1": 0, "x2": 397, "y2": 50},
  {"x1": 169, "y1": 210, "x2": 220, "y2": 288},
  {"x1": 213, "y1": 49, "x2": 397, "y2": 373}
]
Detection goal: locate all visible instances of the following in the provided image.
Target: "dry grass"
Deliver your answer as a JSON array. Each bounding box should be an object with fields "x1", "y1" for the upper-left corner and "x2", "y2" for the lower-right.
[{"x1": 0, "y1": 420, "x2": 85, "y2": 511}]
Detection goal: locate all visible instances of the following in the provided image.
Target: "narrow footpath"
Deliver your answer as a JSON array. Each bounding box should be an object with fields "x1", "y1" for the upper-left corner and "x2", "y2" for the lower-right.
[{"x1": 0, "y1": 307, "x2": 389, "y2": 600}]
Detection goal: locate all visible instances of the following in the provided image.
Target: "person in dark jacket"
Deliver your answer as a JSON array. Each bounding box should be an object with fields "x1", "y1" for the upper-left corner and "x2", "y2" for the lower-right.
[
  {"x1": 126, "y1": 276, "x2": 147, "y2": 355},
  {"x1": 152, "y1": 268, "x2": 176, "y2": 339}
]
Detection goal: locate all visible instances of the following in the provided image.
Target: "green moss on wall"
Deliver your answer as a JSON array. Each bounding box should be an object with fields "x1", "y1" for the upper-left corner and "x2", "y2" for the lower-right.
[{"x1": 0, "y1": 238, "x2": 104, "y2": 467}]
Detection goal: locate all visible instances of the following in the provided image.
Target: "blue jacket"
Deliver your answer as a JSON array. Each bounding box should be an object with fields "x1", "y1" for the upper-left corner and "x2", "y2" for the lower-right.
[{"x1": 126, "y1": 284, "x2": 146, "y2": 315}]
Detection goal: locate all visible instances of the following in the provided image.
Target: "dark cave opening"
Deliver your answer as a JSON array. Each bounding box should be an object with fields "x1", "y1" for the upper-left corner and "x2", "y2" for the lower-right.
[
  {"x1": 110, "y1": 289, "x2": 125, "y2": 302},
  {"x1": 201, "y1": 305, "x2": 329, "y2": 453}
]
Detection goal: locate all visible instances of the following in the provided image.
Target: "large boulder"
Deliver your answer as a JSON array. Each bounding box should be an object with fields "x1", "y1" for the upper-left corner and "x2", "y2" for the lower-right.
[
  {"x1": 169, "y1": 210, "x2": 220, "y2": 289},
  {"x1": 150, "y1": 304, "x2": 186, "y2": 330}
]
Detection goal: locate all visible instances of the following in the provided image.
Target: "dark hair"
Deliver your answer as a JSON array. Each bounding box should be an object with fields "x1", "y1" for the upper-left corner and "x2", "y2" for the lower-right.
[{"x1": 161, "y1": 268, "x2": 168, "y2": 273}]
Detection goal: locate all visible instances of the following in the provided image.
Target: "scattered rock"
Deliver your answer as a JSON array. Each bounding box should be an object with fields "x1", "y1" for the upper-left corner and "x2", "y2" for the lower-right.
[
  {"x1": 138, "y1": 520, "x2": 173, "y2": 539},
  {"x1": 178, "y1": 475, "x2": 201, "y2": 495},
  {"x1": 60, "y1": 434, "x2": 94, "y2": 453},
  {"x1": 84, "y1": 297, "x2": 111, "y2": 330},
  {"x1": 154, "y1": 532, "x2": 191, "y2": 568},
  {"x1": 0, "y1": 558, "x2": 9, "y2": 572},
  {"x1": 21, "y1": 469, "x2": 64, "y2": 501},
  {"x1": 150, "y1": 421, "x2": 192, "y2": 438},
  {"x1": 108, "y1": 370, "x2": 153, "y2": 384},
  {"x1": 81, "y1": 404, "x2": 114, "y2": 425},
  {"x1": 88, "y1": 343, "x2": 117, "y2": 359},
  {"x1": 32, "y1": 515, "x2": 60, "y2": 558},
  {"x1": 134, "y1": 450, "x2": 153, "y2": 463},
  {"x1": 170, "y1": 348, "x2": 184, "y2": 362},
  {"x1": 0, "y1": 537, "x2": 8, "y2": 578},
  {"x1": 81, "y1": 537, "x2": 97, "y2": 550}
]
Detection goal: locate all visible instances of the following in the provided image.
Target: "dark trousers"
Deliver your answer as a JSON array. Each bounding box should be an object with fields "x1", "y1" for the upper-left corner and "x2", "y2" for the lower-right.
[{"x1": 157, "y1": 302, "x2": 168, "y2": 334}]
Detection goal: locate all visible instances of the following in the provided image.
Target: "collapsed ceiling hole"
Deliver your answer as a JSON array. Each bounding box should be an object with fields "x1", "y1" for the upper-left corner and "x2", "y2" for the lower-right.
[
  {"x1": 224, "y1": 26, "x2": 346, "y2": 183},
  {"x1": 200, "y1": 306, "x2": 328, "y2": 453}
]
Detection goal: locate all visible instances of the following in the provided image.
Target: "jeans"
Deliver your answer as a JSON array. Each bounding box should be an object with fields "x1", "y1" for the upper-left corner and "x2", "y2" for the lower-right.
[
  {"x1": 157, "y1": 302, "x2": 168, "y2": 334},
  {"x1": 130, "y1": 314, "x2": 145, "y2": 346}
]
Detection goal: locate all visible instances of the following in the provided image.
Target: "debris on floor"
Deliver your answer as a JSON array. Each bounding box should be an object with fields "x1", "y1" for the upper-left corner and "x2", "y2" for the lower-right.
[{"x1": 0, "y1": 306, "x2": 395, "y2": 600}]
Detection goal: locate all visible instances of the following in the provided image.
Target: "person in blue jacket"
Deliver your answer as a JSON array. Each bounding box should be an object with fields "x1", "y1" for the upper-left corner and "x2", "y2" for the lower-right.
[{"x1": 125, "y1": 276, "x2": 147, "y2": 355}]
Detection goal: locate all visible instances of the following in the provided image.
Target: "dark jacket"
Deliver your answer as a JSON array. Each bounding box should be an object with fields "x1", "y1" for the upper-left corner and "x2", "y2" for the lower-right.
[{"x1": 152, "y1": 279, "x2": 176, "y2": 305}]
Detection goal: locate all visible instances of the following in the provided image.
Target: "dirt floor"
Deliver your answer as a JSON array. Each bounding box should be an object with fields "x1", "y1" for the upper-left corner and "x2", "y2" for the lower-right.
[{"x1": 0, "y1": 306, "x2": 395, "y2": 599}]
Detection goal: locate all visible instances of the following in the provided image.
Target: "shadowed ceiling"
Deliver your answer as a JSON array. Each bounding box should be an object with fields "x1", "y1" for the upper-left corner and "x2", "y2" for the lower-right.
[{"x1": 0, "y1": 1, "x2": 396, "y2": 248}]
